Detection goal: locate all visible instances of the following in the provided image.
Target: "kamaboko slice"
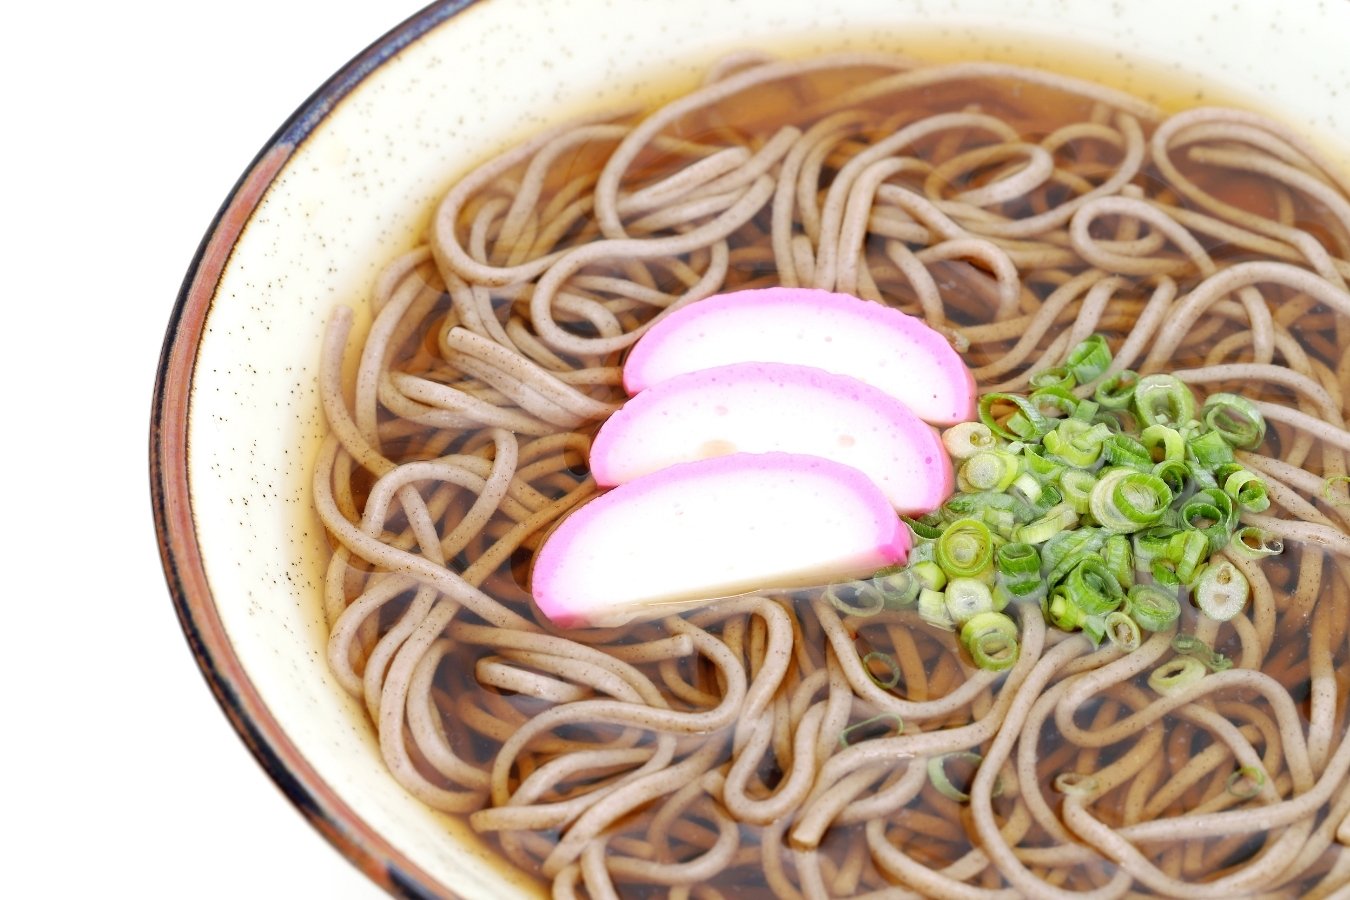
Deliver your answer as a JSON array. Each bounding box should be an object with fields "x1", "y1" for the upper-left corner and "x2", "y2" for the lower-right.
[
  {"x1": 531, "y1": 452, "x2": 909, "y2": 626},
  {"x1": 590, "y1": 362, "x2": 951, "y2": 515},
  {"x1": 623, "y1": 287, "x2": 975, "y2": 426}
]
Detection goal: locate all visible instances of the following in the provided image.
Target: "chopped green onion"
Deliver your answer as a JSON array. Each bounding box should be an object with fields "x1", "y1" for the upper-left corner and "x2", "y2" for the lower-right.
[
  {"x1": 1044, "y1": 420, "x2": 1112, "y2": 468},
  {"x1": 1070, "y1": 398, "x2": 1100, "y2": 423},
  {"x1": 1151, "y1": 458, "x2": 1190, "y2": 496},
  {"x1": 1045, "y1": 588, "x2": 1087, "y2": 632},
  {"x1": 1014, "y1": 503, "x2": 1079, "y2": 545},
  {"x1": 1168, "y1": 528, "x2": 1211, "y2": 585},
  {"x1": 918, "y1": 588, "x2": 955, "y2": 631},
  {"x1": 1066, "y1": 334, "x2": 1112, "y2": 383},
  {"x1": 1225, "y1": 766, "x2": 1266, "y2": 800},
  {"x1": 935, "y1": 518, "x2": 996, "y2": 580},
  {"x1": 1058, "y1": 468, "x2": 1097, "y2": 514},
  {"x1": 1125, "y1": 583, "x2": 1181, "y2": 631},
  {"x1": 980, "y1": 392, "x2": 1053, "y2": 441},
  {"x1": 862, "y1": 651, "x2": 903, "y2": 689},
  {"x1": 1094, "y1": 370, "x2": 1139, "y2": 409},
  {"x1": 1102, "y1": 535, "x2": 1133, "y2": 591},
  {"x1": 945, "y1": 578, "x2": 996, "y2": 624},
  {"x1": 1062, "y1": 557, "x2": 1124, "y2": 616},
  {"x1": 1185, "y1": 459, "x2": 1219, "y2": 491},
  {"x1": 1150, "y1": 558, "x2": 1182, "y2": 591},
  {"x1": 1140, "y1": 424, "x2": 1185, "y2": 463},
  {"x1": 882, "y1": 339, "x2": 1274, "y2": 658},
  {"x1": 1180, "y1": 487, "x2": 1237, "y2": 553},
  {"x1": 959, "y1": 450, "x2": 1023, "y2": 492},
  {"x1": 1030, "y1": 385, "x2": 1080, "y2": 419},
  {"x1": 1229, "y1": 526, "x2": 1283, "y2": 559},
  {"x1": 904, "y1": 514, "x2": 945, "y2": 541},
  {"x1": 941, "y1": 491, "x2": 1028, "y2": 524},
  {"x1": 1080, "y1": 613, "x2": 1108, "y2": 646},
  {"x1": 1193, "y1": 560, "x2": 1249, "y2": 622},
  {"x1": 1188, "y1": 430, "x2": 1235, "y2": 470},
  {"x1": 1029, "y1": 366, "x2": 1076, "y2": 392},
  {"x1": 1132, "y1": 526, "x2": 1178, "y2": 562},
  {"x1": 825, "y1": 580, "x2": 886, "y2": 617},
  {"x1": 1009, "y1": 472, "x2": 1044, "y2": 506},
  {"x1": 1171, "y1": 634, "x2": 1233, "y2": 672},
  {"x1": 910, "y1": 560, "x2": 948, "y2": 592},
  {"x1": 927, "y1": 752, "x2": 984, "y2": 802},
  {"x1": 1148, "y1": 657, "x2": 1207, "y2": 695},
  {"x1": 996, "y1": 541, "x2": 1039, "y2": 580},
  {"x1": 908, "y1": 539, "x2": 936, "y2": 564},
  {"x1": 839, "y1": 712, "x2": 904, "y2": 748},
  {"x1": 1133, "y1": 374, "x2": 1196, "y2": 428},
  {"x1": 960, "y1": 611, "x2": 1020, "y2": 671},
  {"x1": 1202, "y1": 393, "x2": 1267, "y2": 450},
  {"x1": 1091, "y1": 469, "x2": 1173, "y2": 533},
  {"x1": 942, "y1": 421, "x2": 998, "y2": 460},
  {"x1": 1101, "y1": 433, "x2": 1153, "y2": 471},
  {"x1": 1025, "y1": 483, "x2": 1064, "y2": 520},
  {"x1": 1042, "y1": 527, "x2": 1107, "y2": 586},
  {"x1": 1323, "y1": 475, "x2": 1350, "y2": 505},
  {"x1": 1223, "y1": 468, "x2": 1270, "y2": 513},
  {"x1": 1104, "y1": 610, "x2": 1141, "y2": 652},
  {"x1": 873, "y1": 568, "x2": 921, "y2": 608},
  {"x1": 1013, "y1": 441, "x2": 1052, "y2": 471}
]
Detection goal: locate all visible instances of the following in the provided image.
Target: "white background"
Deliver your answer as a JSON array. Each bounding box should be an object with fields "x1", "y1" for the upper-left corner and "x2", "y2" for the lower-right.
[{"x1": 5, "y1": 2, "x2": 423, "y2": 896}]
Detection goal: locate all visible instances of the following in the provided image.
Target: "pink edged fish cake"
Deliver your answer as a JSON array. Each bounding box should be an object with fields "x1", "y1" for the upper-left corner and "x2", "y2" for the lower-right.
[
  {"x1": 623, "y1": 286, "x2": 976, "y2": 426},
  {"x1": 590, "y1": 361, "x2": 952, "y2": 515},
  {"x1": 530, "y1": 452, "x2": 911, "y2": 626}
]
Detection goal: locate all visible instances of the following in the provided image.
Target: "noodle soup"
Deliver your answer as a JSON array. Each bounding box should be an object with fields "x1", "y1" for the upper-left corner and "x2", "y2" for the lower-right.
[{"x1": 313, "y1": 53, "x2": 1350, "y2": 898}]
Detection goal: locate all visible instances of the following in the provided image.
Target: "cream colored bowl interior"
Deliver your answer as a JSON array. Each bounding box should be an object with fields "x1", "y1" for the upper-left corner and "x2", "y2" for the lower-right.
[{"x1": 185, "y1": 0, "x2": 1350, "y2": 895}]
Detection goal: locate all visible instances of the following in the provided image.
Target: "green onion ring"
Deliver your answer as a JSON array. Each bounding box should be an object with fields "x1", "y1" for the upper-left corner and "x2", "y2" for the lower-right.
[
  {"x1": 1148, "y1": 657, "x2": 1207, "y2": 695},
  {"x1": 927, "y1": 752, "x2": 984, "y2": 802},
  {"x1": 861, "y1": 651, "x2": 903, "y2": 689},
  {"x1": 935, "y1": 518, "x2": 996, "y2": 579},
  {"x1": 1225, "y1": 766, "x2": 1267, "y2": 800},
  {"x1": 825, "y1": 580, "x2": 886, "y2": 617},
  {"x1": 839, "y1": 712, "x2": 904, "y2": 748},
  {"x1": 1202, "y1": 393, "x2": 1267, "y2": 450},
  {"x1": 1193, "y1": 560, "x2": 1250, "y2": 622},
  {"x1": 1094, "y1": 370, "x2": 1139, "y2": 409},
  {"x1": 1126, "y1": 583, "x2": 1181, "y2": 632},
  {"x1": 1133, "y1": 374, "x2": 1196, "y2": 428}
]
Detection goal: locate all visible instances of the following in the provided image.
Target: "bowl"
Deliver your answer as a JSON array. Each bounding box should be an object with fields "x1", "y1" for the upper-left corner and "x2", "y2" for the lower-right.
[{"x1": 151, "y1": 1, "x2": 1350, "y2": 897}]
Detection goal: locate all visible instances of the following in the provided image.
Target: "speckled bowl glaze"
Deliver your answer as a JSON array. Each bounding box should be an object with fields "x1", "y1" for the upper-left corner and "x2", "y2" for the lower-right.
[{"x1": 150, "y1": 1, "x2": 1350, "y2": 896}]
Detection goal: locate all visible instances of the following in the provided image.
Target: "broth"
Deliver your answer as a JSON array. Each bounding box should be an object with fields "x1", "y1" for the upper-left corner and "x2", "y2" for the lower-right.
[{"x1": 315, "y1": 51, "x2": 1350, "y2": 898}]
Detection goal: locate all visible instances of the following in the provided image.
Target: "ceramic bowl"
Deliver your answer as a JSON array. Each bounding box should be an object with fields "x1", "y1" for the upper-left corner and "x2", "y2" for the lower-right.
[{"x1": 151, "y1": 0, "x2": 1350, "y2": 896}]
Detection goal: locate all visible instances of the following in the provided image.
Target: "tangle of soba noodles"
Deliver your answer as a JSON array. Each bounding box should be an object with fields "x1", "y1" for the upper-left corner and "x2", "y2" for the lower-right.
[{"x1": 313, "y1": 52, "x2": 1350, "y2": 899}]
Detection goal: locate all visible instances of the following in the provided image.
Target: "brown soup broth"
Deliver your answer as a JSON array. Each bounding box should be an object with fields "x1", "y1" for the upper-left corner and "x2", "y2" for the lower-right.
[{"x1": 321, "y1": 53, "x2": 1350, "y2": 898}]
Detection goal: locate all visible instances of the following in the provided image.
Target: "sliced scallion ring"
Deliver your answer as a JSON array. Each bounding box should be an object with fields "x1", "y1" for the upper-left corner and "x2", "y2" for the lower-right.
[
  {"x1": 1148, "y1": 657, "x2": 1207, "y2": 695},
  {"x1": 1193, "y1": 560, "x2": 1249, "y2": 622},
  {"x1": 825, "y1": 580, "x2": 886, "y2": 617},
  {"x1": 959, "y1": 611, "x2": 1020, "y2": 671},
  {"x1": 839, "y1": 712, "x2": 904, "y2": 748},
  {"x1": 1202, "y1": 392, "x2": 1267, "y2": 449},
  {"x1": 927, "y1": 752, "x2": 984, "y2": 803},
  {"x1": 861, "y1": 651, "x2": 902, "y2": 689},
  {"x1": 1225, "y1": 766, "x2": 1267, "y2": 800},
  {"x1": 1133, "y1": 374, "x2": 1196, "y2": 428}
]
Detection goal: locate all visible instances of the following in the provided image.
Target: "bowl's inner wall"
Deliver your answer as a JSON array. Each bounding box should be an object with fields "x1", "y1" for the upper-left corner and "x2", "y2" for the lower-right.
[{"x1": 183, "y1": 0, "x2": 1350, "y2": 895}]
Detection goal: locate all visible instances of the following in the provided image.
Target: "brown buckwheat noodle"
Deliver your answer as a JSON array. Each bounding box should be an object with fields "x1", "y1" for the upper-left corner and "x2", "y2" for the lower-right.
[{"x1": 314, "y1": 53, "x2": 1350, "y2": 897}]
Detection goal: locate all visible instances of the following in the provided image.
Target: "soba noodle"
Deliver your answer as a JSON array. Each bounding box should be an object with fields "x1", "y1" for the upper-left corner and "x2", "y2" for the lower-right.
[{"x1": 313, "y1": 53, "x2": 1350, "y2": 898}]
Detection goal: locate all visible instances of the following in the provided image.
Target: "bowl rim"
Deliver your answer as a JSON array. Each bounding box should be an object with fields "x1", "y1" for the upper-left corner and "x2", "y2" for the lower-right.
[
  {"x1": 148, "y1": 3, "x2": 476, "y2": 897},
  {"x1": 148, "y1": 2, "x2": 1350, "y2": 897}
]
